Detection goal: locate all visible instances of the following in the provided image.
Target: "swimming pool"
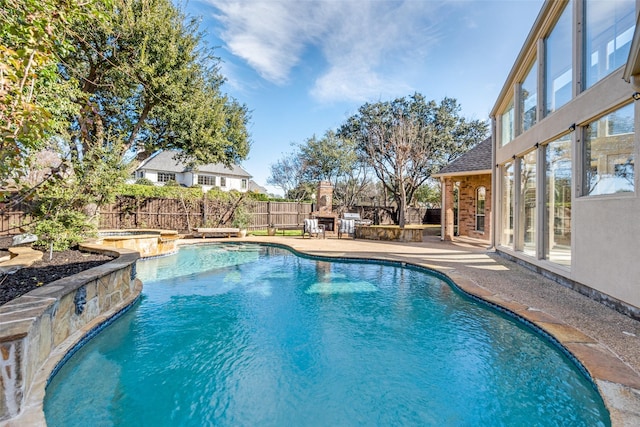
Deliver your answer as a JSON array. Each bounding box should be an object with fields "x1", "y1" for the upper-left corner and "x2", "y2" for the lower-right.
[{"x1": 44, "y1": 243, "x2": 609, "y2": 426}]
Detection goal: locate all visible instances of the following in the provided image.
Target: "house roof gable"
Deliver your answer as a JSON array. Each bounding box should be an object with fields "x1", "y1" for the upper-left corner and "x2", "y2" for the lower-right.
[
  {"x1": 434, "y1": 137, "x2": 492, "y2": 176},
  {"x1": 137, "y1": 150, "x2": 251, "y2": 178}
]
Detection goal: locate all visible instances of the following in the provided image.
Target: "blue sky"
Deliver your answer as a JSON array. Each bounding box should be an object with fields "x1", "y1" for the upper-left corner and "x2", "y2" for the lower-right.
[{"x1": 183, "y1": 0, "x2": 544, "y2": 195}]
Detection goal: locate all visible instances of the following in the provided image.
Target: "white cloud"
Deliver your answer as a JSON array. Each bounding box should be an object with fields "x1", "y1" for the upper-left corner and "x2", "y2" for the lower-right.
[{"x1": 206, "y1": 0, "x2": 446, "y2": 102}]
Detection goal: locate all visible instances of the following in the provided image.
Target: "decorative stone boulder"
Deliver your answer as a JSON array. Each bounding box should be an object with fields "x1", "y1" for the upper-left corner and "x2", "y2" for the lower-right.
[{"x1": 11, "y1": 233, "x2": 38, "y2": 246}]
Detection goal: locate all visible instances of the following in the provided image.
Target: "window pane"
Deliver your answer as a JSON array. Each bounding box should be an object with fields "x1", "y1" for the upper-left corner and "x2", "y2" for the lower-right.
[
  {"x1": 545, "y1": 1, "x2": 573, "y2": 115},
  {"x1": 476, "y1": 187, "x2": 486, "y2": 232},
  {"x1": 522, "y1": 61, "x2": 538, "y2": 131},
  {"x1": 501, "y1": 99, "x2": 515, "y2": 146},
  {"x1": 545, "y1": 135, "x2": 572, "y2": 266},
  {"x1": 501, "y1": 163, "x2": 515, "y2": 246},
  {"x1": 584, "y1": 103, "x2": 635, "y2": 195},
  {"x1": 198, "y1": 175, "x2": 215, "y2": 186},
  {"x1": 585, "y1": 0, "x2": 635, "y2": 88},
  {"x1": 520, "y1": 151, "x2": 537, "y2": 256}
]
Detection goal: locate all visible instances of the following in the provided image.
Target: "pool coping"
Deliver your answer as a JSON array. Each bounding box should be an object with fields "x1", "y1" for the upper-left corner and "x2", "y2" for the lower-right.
[{"x1": 181, "y1": 237, "x2": 640, "y2": 426}]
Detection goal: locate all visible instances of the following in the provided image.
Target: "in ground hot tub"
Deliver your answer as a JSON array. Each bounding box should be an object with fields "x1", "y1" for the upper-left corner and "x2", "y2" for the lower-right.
[{"x1": 96, "y1": 229, "x2": 179, "y2": 258}]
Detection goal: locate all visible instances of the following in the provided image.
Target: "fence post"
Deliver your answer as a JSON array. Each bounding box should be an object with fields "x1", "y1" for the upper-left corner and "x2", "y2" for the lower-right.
[
  {"x1": 267, "y1": 201, "x2": 272, "y2": 227},
  {"x1": 202, "y1": 194, "x2": 207, "y2": 227}
]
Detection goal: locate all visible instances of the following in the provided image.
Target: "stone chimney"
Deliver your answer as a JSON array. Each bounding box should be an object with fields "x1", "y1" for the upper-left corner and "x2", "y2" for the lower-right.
[{"x1": 315, "y1": 181, "x2": 333, "y2": 214}]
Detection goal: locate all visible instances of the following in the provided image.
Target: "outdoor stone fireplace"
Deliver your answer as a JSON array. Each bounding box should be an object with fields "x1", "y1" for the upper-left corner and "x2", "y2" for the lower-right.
[{"x1": 312, "y1": 181, "x2": 337, "y2": 233}]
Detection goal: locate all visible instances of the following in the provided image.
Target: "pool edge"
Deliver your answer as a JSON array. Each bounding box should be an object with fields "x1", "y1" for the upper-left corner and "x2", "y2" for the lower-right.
[{"x1": 0, "y1": 249, "x2": 142, "y2": 427}]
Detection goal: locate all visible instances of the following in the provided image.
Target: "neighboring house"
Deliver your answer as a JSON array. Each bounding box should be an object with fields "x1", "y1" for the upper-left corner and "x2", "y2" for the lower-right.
[
  {"x1": 433, "y1": 137, "x2": 492, "y2": 242},
  {"x1": 248, "y1": 180, "x2": 268, "y2": 194},
  {"x1": 133, "y1": 150, "x2": 252, "y2": 192},
  {"x1": 491, "y1": 0, "x2": 639, "y2": 317}
]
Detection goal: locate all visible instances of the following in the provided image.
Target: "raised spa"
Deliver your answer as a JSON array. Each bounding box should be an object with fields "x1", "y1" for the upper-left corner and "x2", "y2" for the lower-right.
[
  {"x1": 95, "y1": 229, "x2": 179, "y2": 258},
  {"x1": 44, "y1": 244, "x2": 609, "y2": 426}
]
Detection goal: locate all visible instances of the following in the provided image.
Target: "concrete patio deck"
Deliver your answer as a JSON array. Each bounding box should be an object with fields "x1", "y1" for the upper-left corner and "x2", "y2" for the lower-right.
[{"x1": 180, "y1": 233, "x2": 640, "y2": 425}]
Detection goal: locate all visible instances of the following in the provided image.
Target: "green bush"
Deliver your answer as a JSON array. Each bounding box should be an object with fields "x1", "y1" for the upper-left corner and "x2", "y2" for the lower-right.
[
  {"x1": 31, "y1": 209, "x2": 96, "y2": 251},
  {"x1": 164, "y1": 179, "x2": 180, "y2": 187},
  {"x1": 231, "y1": 204, "x2": 252, "y2": 229},
  {"x1": 115, "y1": 183, "x2": 204, "y2": 200},
  {"x1": 135, "y1": 178, "x2": 155, "y2": 186}
]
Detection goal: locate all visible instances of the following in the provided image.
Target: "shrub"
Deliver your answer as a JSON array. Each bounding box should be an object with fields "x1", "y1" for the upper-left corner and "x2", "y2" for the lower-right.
[
  {"x1": 135, "y1": 178, "x2": 155, "y2": 186},
  {"x1": 115, "y1": 183, "x2": 203, "y2": 200},
  {"x1": 231, "y1": 204, "x2": 252, "y2": 229},
  {"x1": 31, "y1": 208, "x2": 96, "y2": 251}
]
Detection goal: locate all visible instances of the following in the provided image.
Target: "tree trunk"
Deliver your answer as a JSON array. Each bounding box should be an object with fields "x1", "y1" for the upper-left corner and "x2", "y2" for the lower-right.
[{"x1": 398, "y1": 183, "x2": 407, "y2": 228}]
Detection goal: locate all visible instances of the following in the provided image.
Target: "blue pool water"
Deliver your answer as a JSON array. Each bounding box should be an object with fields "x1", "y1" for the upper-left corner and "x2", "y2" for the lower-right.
[{"x1": 44, "y1": 244, "x2": 609, "y2": 426}]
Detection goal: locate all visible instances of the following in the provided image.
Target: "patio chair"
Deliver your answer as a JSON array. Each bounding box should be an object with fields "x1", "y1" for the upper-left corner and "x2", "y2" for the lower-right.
[
  {"x1": 338, "y1": 219, "x2": 356, "y2": 239},
  {"x1": 303, "y1": 218, "x2": 325, "y2": 239}
]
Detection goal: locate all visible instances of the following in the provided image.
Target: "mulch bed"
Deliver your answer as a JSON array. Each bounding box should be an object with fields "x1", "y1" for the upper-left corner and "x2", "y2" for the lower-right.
[{"x1": 0, "y1": 236, "x2": 115, "y2": 306}]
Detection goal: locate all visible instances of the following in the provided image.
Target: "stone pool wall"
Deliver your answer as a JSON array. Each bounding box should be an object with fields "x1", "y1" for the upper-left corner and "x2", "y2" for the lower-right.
[
  {"x1": 355, "y1": 226, "x2": 423, "y2": 242},
  {"x1": 0, "y1": 244, "x2": 141, "y2": 424},
  {"x1": 97, "y1": 229, "x2": 179, "y2": 258}
]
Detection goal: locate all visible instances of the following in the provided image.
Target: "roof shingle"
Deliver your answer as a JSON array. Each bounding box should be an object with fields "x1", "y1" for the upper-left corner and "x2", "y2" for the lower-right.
[{"x1": 435, "y1": 137, "x2": 492, "y2": 176}]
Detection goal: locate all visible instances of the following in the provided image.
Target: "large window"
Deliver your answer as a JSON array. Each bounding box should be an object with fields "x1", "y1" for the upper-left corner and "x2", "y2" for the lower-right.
[
  {"x1": 501, "y1": 99, "x2": 515, "y2": 146},
  {"x1": 241, "y1": 179, "x2": 248, "y2": 189},
  {"x1": 584, "y1": 103, "x2": 635, "y2": 196},
  {"x1": 585, "y1": 0, "x2": 635, "y2": 89},
  {"x1": 545, "y1": 135, "x2": 572, "y2": 266},
  {"x1": 501, "y1": 162, "x2": 515, "y2": 246},
  {"x1": 198, "y1": 175, "x2": 216, "y2": 186},
  {"x1": 521, "y1": 61, "x2": 538, "y2": 132},
  {"x1": 520, "y1": 151, "x2": 537, "y2": 256},
  {"x1": 220, "y1": 176, "x2": 227, "y2": 187},
  {"x1": 157, "y1": 172, "x2": 176, "y2": 183},
  {"x1": 545, "y1": 1, "x2": 573, "y2": 115},
  {"x1": 476, "y1": 186, "x2": 486, "y2": 232}
]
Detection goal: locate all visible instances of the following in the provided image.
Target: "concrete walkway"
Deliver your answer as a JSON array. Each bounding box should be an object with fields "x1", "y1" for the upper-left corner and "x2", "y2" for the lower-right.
[{"x1": 181, "y1": 233, "x2": 640, "y2": 425}]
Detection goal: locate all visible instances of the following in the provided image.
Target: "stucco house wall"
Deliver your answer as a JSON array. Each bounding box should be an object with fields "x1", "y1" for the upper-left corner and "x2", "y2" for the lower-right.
[{"x1": 491, "y1": 0, "x2": 640, "y2": 316}]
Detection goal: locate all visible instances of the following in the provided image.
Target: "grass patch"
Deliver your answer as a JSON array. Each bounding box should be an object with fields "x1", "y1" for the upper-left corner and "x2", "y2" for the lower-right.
[{"x1": 250, "y1": 229, "x2": 303, "y2": 236}]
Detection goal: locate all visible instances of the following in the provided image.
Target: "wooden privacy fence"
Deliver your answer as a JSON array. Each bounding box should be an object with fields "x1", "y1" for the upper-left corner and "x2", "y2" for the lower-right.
[
  {"x1": 0, "y1": 201, "x2": 31, "y2": 236},
  {"x1": 98, "y1": 197, "x2": 312, "y2": 233},
  {"x1": 1, "y1": 197, "x2": 437, "y2": 236}
]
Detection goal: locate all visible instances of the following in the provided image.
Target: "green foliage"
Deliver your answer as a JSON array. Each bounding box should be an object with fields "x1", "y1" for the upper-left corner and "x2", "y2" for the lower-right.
[
  {"x1": 0, "y1": 0, "x2": 94, "y2": 184},
  {"x1": 339, "y1": 93, "x2": 487, "y2": 225},
  {"x1": 231, "y1": 204, "x2": 251, "y2": 229},
  {"x1": 58, "y1": 0, "x2": 250, "y2": 169},
  {"x1": 414, "y1": 181, "x2": 441, "y2": 207},
  {"x1": 135, "y1": 178, "x2": 155, "y2": 186},
  {"x1": 245, "y1": 191, "x2": 269, "y2": 201},
  {"x1": 31, "y1": 209, "x2": 95, "y2": 251},
  {"x1": 164, "y1": 179, "x2": 180, "y2": 187},
  {"x1": 23, "y1": 143, "x2": 129, "y2": 250},
  {"x1": 116, "y1": 183, "x2": 203, "y2": 200}
]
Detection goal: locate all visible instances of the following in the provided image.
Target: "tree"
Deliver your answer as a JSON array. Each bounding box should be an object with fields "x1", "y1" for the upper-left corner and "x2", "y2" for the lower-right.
[
  {"x1": 340, "y1": 93, "x2": 487, "y2": 227},
  {"x1": 2, "y1": 0, "x2": 251, "y2": 249},
  {"x1": 298, "y1": 130, "x2": 371, "y2": 209},
  {"x1": 267, "y1": 152, "x2": 307, "y2": 200},
  {"x1": 59, "y1": 0, "x2": 250, "y2": 168},
  {"x1": 0, "y1": 0, "x2": 91, "y2": 186},
  {"x1": 269, "y1": 131, "x2": 372, "y2": 208}
]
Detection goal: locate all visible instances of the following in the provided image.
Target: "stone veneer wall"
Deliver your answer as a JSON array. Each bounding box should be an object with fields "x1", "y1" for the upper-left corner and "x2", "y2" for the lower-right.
[
  {"x1": 0, "y1": 244, "x2": 141, "y2": 424},
  {"x1": 355, "y1": 226, "x2": 423, "y2": 242}
]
